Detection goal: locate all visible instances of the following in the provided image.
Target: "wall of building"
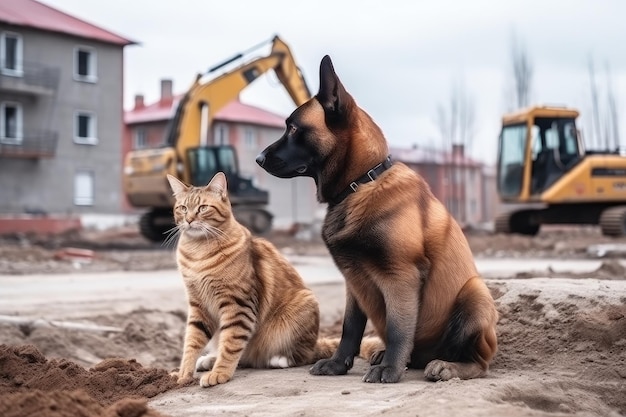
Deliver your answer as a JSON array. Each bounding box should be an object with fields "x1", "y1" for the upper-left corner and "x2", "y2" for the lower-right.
[{"x1": 0, "y1": 25, "x2": 125, "y2": 215}]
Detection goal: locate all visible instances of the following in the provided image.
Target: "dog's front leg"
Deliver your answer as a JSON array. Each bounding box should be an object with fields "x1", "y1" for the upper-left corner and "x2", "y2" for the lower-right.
[
  {"x1": 310, "y1": 291, "x2": 367, "y2": 376},
  {"x1": 363, "y1": 284, "x2": 418, "y2": 383}
]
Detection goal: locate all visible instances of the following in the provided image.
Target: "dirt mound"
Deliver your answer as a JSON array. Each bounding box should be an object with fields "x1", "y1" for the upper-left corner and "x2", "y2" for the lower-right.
[{"x1": 0, "y1": 344, "x2": 176, "y2": 417}]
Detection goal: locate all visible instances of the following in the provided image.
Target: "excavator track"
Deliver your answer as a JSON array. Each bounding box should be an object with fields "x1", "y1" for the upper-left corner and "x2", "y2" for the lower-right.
[
  {"x1": 139, "y1": 209, "x2": 175, "y2": 243},
  {"x1": 599, "y1": 206, "x2": 626, "y2": 237},
  {"x1": 494, "y1": 212, "x2": 512, "y2": 234},
  {"x1": 233, "y1": 207, "x2": 273, "y2": 235},
  {"x1": 494, "y1": 210, "x2": 540, "y2": 236}
]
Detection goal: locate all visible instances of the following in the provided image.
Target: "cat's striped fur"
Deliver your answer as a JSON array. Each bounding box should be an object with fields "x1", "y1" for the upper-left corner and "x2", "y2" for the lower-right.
[{"x1": 167, "y1": 172, "x2": 367, "y2": 387}]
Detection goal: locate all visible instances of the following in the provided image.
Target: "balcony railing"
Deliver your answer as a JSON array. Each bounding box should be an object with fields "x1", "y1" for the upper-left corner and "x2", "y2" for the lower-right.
[
  {"x1": 0, "y1": 130, "x2": 58, "y2": 158},
  {"x1": 0, "y1": 60, "x2": 60, "y2": 95}
]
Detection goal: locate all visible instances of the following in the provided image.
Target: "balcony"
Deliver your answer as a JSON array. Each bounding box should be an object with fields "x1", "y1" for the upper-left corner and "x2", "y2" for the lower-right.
[
  {"x1": 0, "y1": 130, "x2": 58, "y2": 158},
  {"x1": 0, "y1": 60, "x2": 60, "y2": 96}
]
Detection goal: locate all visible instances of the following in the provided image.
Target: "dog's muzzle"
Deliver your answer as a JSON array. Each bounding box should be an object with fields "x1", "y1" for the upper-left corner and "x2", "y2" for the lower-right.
[
  {"x1": 256, "y1": 152, "x2": 310, "y2": 179},
  {"x1": 255, "y1": 154, "x2": 266, "y2": 167},
  {"x1": 255, "y1": 152, "x2": 288, "y2": 175}
]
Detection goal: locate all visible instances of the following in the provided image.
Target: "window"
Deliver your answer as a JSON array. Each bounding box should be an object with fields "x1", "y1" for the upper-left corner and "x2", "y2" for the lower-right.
[
  {"x1": 214, "y1": 124, "x2": 229, "y2": 145},
  {"x1": 74, "y1": 170, "x2": 94, "y2": 206},
  {"x1": 244, "y1": 127, "x2": 256, "y2": 149},
  {"x1": 74, "y1": 46, "x2": 97, "y2": 82},
  {"x1": 74, "y1": 111, "x2": 98, "y2": 144},
  {"x1": 0, "y1": 102, "x2": 23, "y2": 144},
  {"x1": 498, "y1": 123, "x2": 527, "y2": 197},
  {"x1": 1, "y1": 32, "x2": 23, "y2": 76},
  {"x1": 133, "y1": 128, "x2": 147, "y2": 149}
]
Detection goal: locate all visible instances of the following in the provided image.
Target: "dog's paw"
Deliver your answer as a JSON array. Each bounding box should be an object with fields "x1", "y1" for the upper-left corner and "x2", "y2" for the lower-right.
[
  {"x1": 195, "y1": 354, "x2": 216, "y2": 372},
  {"x1": 309, "y1": 358, "x2": 350, "y2": 376},
  {"x1": 362, "y1": 364, "x2": 405, "y2": 383},
  {"x1": 199, "y1": 370, "x2": 231, "y2": 387},
  {"x1": 424, "y1": 359, "x2": 458, "y2": 381}
]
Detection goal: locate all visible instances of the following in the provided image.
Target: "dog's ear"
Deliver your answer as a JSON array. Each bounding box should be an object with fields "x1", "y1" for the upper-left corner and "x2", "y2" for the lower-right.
[{"x1": 317, "y1": 55, "x2": 351, "y2": 120}]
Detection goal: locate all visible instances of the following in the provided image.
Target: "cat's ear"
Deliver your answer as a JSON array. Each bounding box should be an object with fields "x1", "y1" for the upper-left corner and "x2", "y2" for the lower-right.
[
  {"x1": 167, "y1": 174, "x2": 190, "y2": 196},
  {"x1": 207, "y1": 172, "x2": 228, "y2": 199}
]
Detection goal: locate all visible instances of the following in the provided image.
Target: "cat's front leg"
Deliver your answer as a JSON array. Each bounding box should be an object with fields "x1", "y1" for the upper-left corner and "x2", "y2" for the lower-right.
[
  {"x1": 175, "y1": 308, "x2": 213, "y2": 384},
  {"x1": 199, "y1": 310, "x2": 255, "y2": 387}
]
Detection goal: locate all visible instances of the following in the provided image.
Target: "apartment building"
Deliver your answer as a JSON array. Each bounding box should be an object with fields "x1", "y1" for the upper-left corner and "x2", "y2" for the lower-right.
[{"x1": 0, "y1": 0, "x2": 134, "y2": 216}]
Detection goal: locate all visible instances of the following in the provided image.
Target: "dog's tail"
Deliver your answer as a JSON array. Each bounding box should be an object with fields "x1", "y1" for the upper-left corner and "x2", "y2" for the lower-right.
[
  {"x1": 358, "y1": 336, "x2": 385, "y2": 363},
  {"x1": 312, "y1": 336, "x2": 385, "y2": 362}
]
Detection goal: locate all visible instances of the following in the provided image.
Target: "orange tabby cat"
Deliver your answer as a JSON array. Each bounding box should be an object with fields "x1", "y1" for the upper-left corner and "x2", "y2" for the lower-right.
[{"x1": 167, "y1": 172, "x2": 347, "y2": 387}]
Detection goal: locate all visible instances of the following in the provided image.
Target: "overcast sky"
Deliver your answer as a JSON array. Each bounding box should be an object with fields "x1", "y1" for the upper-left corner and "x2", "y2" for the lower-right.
[{"x1": 40, "y1": 0, "x2": 626, "y2": 164}]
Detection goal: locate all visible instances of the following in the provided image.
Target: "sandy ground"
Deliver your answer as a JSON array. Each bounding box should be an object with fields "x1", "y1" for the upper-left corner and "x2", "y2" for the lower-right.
[{"x1": 1, "y1": 226, "x2": 625, "y2": 416}]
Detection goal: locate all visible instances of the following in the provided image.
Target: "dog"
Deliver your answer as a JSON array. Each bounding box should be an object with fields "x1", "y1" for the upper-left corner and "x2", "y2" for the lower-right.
[{"x1": 255, "y1": 55, "x2": 498, "y2": 383}]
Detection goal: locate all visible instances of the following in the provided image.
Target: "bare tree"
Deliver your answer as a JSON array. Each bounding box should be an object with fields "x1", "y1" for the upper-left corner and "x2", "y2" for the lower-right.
[
  {"x1": 588, "y1": 56, "x2": 602, "y2": 149},
  {"x1": 587, "y1": 56, "x2": 621, "y2": 150},
  {"x1": 509, "y1": 32, "x2": 533, "y2": 110},
  {"x1": 436, "y1": 79, "x2": 476, "y2": 224},
  {"x1": 605, "y1": 62, "x2": 620, "y2": 149}
]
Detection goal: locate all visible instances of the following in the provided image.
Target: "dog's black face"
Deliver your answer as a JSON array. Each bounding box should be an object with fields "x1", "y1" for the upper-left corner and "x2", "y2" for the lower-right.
[
  {"x1": 255, "y1": 100, "x2": 324, "y2": 180},
  {"x1": 256, "y1": 55, "x2": 349, "y2": 182}
]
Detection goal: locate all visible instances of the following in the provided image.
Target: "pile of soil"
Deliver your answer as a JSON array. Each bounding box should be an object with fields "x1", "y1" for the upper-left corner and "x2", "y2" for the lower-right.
[{"x1": 0, "y1": 344, "x2": 176, "y2": 417}]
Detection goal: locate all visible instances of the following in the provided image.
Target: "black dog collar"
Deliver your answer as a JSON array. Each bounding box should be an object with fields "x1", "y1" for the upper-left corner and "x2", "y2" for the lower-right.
[{"x1": 333, "y1": 156, "x2": 393, "y2": 204}]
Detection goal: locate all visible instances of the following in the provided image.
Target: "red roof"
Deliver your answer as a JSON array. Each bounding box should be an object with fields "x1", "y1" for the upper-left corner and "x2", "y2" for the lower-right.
[
  {"x1": 125, "y1": 96, "x2": 286, "y2": 129},
  {"x1": 0, "y1": 0, "x2": 135, "y2": 46}
]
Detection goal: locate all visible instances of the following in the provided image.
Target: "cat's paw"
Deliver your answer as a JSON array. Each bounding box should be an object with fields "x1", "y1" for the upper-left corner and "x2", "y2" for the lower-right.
[
  {"x1": 200, "y1": 370, "x2": 231, "y2": 387},
  {"x1": 195, "y1": 354, "x2": 216, "y2": 372},
  {"x1": 369, "y1": 349, "x2": 385, "y2": 365},
  {"x1": 268, "y1": 355, "x2": 291, "y2": 368},
  {"x1": 170, "y1": 370, "x2": 195, "y2": 385},
  {"x1": 309, "y1": 358, "x2": 350, "y2": 376}
]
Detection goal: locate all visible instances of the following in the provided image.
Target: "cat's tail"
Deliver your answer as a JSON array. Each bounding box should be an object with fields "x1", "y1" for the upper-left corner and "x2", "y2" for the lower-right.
[{"x1": 312, "y1": 336, "x2": 384, "y2": 362}]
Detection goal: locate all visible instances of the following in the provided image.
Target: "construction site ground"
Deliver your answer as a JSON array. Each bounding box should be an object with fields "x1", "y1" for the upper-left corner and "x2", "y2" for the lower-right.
[{"x1": 1, "y1": 225, "x2": 625, "y2": 417}]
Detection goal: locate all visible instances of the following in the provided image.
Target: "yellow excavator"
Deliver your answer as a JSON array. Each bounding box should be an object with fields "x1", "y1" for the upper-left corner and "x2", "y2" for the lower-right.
[
  {"x1": 495, "y1": 105, "x2": 626, "y2": 236},
  {"x1": 123, "y1": 35, "x2": 311, "y2": 242}
]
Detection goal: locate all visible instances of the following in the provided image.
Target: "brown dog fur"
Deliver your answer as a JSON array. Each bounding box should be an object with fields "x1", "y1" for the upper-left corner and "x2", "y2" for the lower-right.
[{"x1": 256, "y1": 55, "x2": 498, "y2": 382}]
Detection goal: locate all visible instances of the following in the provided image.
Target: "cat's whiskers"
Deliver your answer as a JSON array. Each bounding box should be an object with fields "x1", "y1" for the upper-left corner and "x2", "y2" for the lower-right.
[
  {"x1": 162, "y1": 225, "x2": 182, "y2": 248},
  {"x1": 205, "y1": 224, "x2": 227, "y2": 240}
]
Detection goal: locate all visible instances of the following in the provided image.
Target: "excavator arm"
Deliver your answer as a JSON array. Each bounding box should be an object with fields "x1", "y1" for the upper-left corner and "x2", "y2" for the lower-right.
[{"x1": 169, "y1": 35, "x2": 311, "y2": 167}]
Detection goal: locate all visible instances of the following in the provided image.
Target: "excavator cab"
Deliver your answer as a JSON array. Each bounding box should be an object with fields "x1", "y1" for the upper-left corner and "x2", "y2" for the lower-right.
[
  {"x1": 187, "y1": 145, "x2": 268, "y2": 204},
  {"x1": 187, "y1": 146, "x2": 235, "y2": 186},
  {"x1": 528, "y1": 117, "x2": 582, "y2": 194},
  {"x1": 498, "y1": 109, "x2": 583, "y2": 201}
]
